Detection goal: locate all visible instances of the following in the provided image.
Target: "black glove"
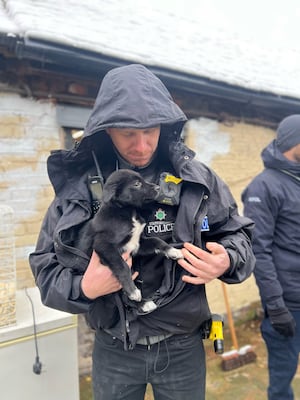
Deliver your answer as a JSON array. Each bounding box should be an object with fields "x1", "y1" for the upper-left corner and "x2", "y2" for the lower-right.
[{"x1": 267, "y1": 307, "x2": 296, "y2": 337}]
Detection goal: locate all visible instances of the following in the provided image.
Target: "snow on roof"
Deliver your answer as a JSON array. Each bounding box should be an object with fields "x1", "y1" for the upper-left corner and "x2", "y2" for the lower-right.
[
  {"x1": 0, "y1": 4, "x2": 19, "y2": 33},
  {"x1": 1, "y1": 0, "x2": 300, "y2": 100}
]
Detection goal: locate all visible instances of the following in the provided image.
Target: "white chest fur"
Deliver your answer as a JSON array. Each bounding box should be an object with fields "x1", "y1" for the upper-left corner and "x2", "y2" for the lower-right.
[{"x1": 124, "y1": 216, "x2": 146, "y2": 255}]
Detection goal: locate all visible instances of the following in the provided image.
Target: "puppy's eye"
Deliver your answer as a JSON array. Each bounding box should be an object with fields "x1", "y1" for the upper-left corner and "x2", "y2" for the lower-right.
[{"x1": 133, "y1": 180, "x2": 142, "y2": 188}]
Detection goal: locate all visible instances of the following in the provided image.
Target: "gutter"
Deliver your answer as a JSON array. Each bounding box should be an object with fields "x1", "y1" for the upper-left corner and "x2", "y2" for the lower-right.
[{"x1": 2, "y1": 34, "x2": 300, "y2": 114}]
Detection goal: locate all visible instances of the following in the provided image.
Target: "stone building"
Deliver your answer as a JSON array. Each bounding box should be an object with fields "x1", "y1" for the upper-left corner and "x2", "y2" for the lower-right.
[{"x1": 1, "y1": 0, "x2": 300, "y2": 375}]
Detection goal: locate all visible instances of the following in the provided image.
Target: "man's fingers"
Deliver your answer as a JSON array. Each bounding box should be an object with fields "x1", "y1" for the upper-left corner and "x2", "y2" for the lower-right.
[
  {"x1": 132, "y1": 271, "x2": 139, "y2": 280},
  {"x1": 178, "y1": 242, "x2": 230, "y2": 285},
  {"x1": 122, "y1": 252, "x2": 133, "y2": 267},
  {"x1": 206, "y1": 241, "x2": 226, "y2": 255},
  {"x1": 182, "y1": 274, "x2": 205, "y2": 284}
]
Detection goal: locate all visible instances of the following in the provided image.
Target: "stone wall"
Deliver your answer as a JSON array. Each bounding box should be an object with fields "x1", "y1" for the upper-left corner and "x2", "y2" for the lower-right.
[
  {"x1": 0, "y1": 205, "x2": 16, "y2": 327},
  {"x1": 0, "y1": 93, "x2": 62, "y2": 288},
  {"x1": 184, "y1": 118, "x2": 275, "y2": 314}
]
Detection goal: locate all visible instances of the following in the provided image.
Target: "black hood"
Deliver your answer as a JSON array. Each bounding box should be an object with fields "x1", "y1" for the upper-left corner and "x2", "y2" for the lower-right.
[
  {"x1": 84, "y1": 63, "x2": 187, "y2": 135},
  {"x1": 63, "y1": 64, "x2": 187, "y2": 167},
  {"x1": 262, "y1": 140, "x2": 300, "y2": 176},
  {"x1": 47, "y1": 64, "x2": 188, "y2": 197}
]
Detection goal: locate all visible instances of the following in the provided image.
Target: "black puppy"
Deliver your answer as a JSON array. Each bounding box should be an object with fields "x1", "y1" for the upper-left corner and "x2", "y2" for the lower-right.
[{"x1": 86, "y1": 169, "x2": 183, "y2": 312}]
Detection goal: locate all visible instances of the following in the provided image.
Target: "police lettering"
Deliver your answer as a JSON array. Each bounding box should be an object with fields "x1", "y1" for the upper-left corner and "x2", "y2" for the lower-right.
[{"x1": 146, "y1": 222, "x2": 174, "y2": 234}]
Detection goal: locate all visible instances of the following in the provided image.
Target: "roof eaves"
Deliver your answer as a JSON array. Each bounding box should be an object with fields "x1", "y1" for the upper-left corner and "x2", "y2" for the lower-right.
[{"x1": 2, "y1": 35, "x2": 300, "y2": 115}]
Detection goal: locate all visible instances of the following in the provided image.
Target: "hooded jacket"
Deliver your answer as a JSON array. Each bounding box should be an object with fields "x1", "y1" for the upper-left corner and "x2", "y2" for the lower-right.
[
  {"x1": 29, "y1": 64, "x2": 255, "y2": 347},
  {"x1": 242, "y1": 140, "x2": 300, "y2": 311}
]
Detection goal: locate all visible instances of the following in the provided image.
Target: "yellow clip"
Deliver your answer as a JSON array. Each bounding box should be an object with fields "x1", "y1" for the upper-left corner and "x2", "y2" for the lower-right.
[
  {"x1": 209, "y1": 319, "x2": 224, "y2": 342},
  {"x1": 164, "y1": 175, "x2": 183, "y2": 185},
  {"x1": 209, "y1": 315, "x2": 224, "y2": 354}
]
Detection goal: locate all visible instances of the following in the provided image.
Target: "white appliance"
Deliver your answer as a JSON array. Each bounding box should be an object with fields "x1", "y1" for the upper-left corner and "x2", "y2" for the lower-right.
[{"x1": 0, "y1": 287, "x2": 80, "y2": 400}]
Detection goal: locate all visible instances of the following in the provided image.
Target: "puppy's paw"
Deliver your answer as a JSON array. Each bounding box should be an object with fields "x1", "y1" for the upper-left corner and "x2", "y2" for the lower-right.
[
  {"x1": 140, "y1": 300, "x2": 157, "y2": 313},
  {"x1": 128, "y1": 287, "x2": 142, "y2": 302},
  {"x1": 165, "y1": 248, "x2": 184, "y2": 260}
]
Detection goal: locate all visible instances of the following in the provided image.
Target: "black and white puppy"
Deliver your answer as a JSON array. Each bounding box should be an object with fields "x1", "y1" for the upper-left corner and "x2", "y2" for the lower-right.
[{"x1": 86, "y1": 169, "x2": 183, "y2": 312}]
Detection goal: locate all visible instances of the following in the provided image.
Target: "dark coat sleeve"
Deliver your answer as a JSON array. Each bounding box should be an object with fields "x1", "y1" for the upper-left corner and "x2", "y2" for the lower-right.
[
  {"x1": 29, "y1": 198, "x2": 92, "y2": 314},
  {"x1": 205, "y1": 175, "x2": 256, "y2": 284}
]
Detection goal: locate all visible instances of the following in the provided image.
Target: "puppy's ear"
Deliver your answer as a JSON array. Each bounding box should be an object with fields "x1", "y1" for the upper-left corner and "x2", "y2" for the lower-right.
[{"x1": 102, "y1": 182, "x2": 117, "y2": 203}]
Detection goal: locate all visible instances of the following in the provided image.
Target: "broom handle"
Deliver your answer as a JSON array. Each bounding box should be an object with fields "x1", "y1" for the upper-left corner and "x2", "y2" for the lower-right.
[{"x1": 221, "y1": 282, "x2": 239, "y2": 350}]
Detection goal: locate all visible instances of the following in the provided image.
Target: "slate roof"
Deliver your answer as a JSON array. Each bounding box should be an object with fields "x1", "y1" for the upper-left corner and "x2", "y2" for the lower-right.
[{"x1": 1, "y1": 0, "x2": 300, "y2": 100}]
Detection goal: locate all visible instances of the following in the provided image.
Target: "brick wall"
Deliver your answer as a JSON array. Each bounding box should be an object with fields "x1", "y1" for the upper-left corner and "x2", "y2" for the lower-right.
[
  {"x1": 0, "y1": 93, "x2": 61, "y2": 289},
  {"x1": 184, "y1": 118, "x2": 275, "y2": 314}
]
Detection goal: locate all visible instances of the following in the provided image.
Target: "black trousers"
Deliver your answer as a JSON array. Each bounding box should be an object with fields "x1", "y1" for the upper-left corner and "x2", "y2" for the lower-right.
[
  {"x1": 261, "y1": 310, "x2": 300, "y2": 400},
  {"x1": 92, "y1": 329, "x2": 206, "y2": 400}
]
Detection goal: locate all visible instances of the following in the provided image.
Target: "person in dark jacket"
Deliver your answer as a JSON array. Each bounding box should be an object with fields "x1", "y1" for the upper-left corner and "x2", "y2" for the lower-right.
[
  {"x1": 242, "y1": 114, "x2": 300, "y2": 400},
  {"x1": 30, "y1": 64, "x2": 255, "y2": 400}
]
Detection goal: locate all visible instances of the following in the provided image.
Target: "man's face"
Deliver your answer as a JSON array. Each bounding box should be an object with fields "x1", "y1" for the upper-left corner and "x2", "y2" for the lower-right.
[
  {"x1": 283, "y1": 143, "x2": 300, "y2": 163},
  {"x1": 107, "y1": 126, "x2": 161, "y2": 167}
]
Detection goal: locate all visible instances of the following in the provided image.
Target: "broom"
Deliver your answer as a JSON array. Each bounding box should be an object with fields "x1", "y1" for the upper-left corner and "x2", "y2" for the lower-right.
[{"x1": 220, "y1": 282, "x2": 257, "y2": 371}]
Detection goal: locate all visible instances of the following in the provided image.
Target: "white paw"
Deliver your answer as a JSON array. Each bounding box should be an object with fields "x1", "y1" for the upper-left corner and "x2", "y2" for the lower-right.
[
  {"x1": 166, "y1": 248, "x2": 184, "y2": 260},
  {"x1": 128, "y1": 288, "x2": 142, "y2": 302},
  {"x1": 141, "y1": 300, "x2": 157, "y2": 313}
]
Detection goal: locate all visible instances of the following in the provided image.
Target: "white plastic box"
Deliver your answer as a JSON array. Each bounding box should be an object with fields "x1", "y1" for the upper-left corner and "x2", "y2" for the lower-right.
[{"x1": 0, "y1": 287, "x2": 80, "y2": 400}]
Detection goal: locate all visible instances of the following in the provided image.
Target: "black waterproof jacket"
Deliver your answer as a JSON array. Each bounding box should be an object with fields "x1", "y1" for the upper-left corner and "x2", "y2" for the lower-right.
[
  {"x1": 30, "y1": 64, "x2": 255, "y2": 347},
  {"x1": 242, "y1": 141, "x2": 300, "y2": 311}
]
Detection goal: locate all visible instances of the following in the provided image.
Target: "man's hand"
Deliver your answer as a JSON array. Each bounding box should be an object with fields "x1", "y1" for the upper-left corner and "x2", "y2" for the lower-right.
[
  {"x1": 80, "y1": 251, "x2": 137, "y2": 300},
  {"x1": 267, "y1": 307, "x2": 296, "y2": 337},
  {"x1": 177, "y1": 242, "x2": 230, "y2": 285}
]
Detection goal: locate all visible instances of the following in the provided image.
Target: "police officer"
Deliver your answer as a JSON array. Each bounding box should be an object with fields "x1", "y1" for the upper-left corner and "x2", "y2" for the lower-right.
[
  {"x1": 30, "y1": 64, "x2": 255, "y2": 400},
  {"x1": 242, "y1": 114, "x2": 300, "y2": 400}
]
